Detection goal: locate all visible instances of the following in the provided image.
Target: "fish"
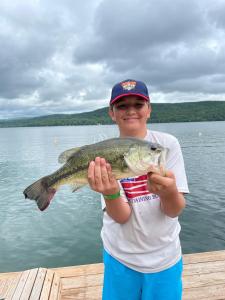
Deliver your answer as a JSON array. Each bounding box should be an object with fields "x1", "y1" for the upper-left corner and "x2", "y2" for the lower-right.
[{"x1": 23, "y1": 137, "x2": 168, "y2": 211}]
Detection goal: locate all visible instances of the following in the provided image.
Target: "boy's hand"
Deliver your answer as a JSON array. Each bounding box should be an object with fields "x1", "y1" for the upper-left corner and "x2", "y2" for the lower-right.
[
  {"x1": 88, "y1": 157, "x2": 131, "y2": 224},
  {"x1": 147, "y1": 170, "x2": 185, "y2": 217},
  {"x1": 147, "y1": 170, "x2": 178, "y2": 198},
  {"x1": 87, "y1": 157, "x2": 120, "y2": 195}
]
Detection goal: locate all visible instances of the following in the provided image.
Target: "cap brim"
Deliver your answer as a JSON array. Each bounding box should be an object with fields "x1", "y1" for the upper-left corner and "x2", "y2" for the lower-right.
[{"x1": 110, "y1": 93, "x2": 149, "y2": 105}]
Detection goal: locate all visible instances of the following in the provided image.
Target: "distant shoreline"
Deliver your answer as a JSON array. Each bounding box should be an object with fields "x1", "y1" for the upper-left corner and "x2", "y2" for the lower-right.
[{"x1": 1, "y1": 101, "x2": 225, "y2": 128}]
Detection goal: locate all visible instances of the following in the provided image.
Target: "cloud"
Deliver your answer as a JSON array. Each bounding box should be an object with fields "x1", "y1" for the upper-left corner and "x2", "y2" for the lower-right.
[
  {"x1": 0, "y1": 0, "x2": 225, "y2": 118},
  {"x1": 75, "y1": 0, "x2": 207, "y2": 61}
]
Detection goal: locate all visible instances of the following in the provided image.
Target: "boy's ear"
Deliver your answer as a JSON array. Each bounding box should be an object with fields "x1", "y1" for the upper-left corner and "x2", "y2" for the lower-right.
[
  {"x1": 147, "y1": 103, "x2": 151, "y2": 119},
  {"x1": 108, "y1": 107, "x2": 116, "y2": 121}
]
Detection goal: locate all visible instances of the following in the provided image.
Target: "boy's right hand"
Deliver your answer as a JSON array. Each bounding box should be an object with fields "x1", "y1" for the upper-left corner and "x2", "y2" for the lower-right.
[{"x1": 87, "y1": 157, "x2": 120, "y2": 195}]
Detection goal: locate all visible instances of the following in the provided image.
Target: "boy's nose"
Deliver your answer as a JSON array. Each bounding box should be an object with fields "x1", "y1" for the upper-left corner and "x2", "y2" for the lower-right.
[{"x1": 126, "y1": 105, "x2": 136, "y2": 114}]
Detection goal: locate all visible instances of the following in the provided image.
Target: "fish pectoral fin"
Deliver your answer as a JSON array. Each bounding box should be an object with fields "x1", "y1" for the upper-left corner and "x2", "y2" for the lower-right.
[
  {"x1": 58, "y1": 147, "x2": 81, "y2": 163},
  {"x1": 71, "y1": 182, "x2": 85, "y2": 192}
]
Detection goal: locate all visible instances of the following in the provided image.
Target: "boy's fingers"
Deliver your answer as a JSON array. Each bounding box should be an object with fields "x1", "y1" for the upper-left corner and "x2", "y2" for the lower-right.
[
  {"x1": 164, "y1": 170, "x2": 175, "y2": 179},
  {"x1": 106, "y1": 162, "x2": 112, "y2": 172},
  {"x1": 87, "y1": 161, "x2": 96, "y2": 187},
  {"x1": 148, "y1": 173, "x2": 168, "y2": 185},
  {"x1": 100, "y1": 158, "x2": 110, "y2": 183},
  {"x1": 106, "y1": 163, "x2": 116, "y2": 183},
  {"x1": 147, "y1": 179, "x2": 162, "y2": 192},
  {"x1": 94, "y1": 157, "x2": 102, "y2": 185},
  {"x1": 148, "y1": 170, "x2": 175, "y2": 185}
]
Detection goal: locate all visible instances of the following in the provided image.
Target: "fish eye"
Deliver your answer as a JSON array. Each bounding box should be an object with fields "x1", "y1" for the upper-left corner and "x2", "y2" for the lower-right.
[{"x1": 151, "y1": 147, "x2": 157, "y2": 151}]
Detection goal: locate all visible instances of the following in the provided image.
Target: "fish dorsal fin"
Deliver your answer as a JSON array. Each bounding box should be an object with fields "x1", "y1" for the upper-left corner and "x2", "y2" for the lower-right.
[{"x1": 58, "y1": 147, "x2": 81, "y2": 164}]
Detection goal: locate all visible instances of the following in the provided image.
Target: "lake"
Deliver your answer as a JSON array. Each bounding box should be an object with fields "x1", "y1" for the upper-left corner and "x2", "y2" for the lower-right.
[{"x1": 0, "y1": 121, "x2": 225, "y2": 273}]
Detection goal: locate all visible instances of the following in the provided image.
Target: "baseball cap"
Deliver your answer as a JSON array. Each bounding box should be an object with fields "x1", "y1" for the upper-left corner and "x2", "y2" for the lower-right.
[{"x1": 110, "y1": 79, "x2": 150, "y2": 105}]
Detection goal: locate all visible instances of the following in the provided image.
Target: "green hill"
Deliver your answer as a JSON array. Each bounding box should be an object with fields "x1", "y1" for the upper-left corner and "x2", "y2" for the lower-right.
[{"x1": 1, "y1": 101, "x2": 225, "y2": 127}]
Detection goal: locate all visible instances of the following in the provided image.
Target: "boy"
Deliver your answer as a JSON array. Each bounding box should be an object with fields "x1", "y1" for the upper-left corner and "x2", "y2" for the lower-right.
[{"x1": 88, "y1": 79, "x2": 189, "y2": 300}]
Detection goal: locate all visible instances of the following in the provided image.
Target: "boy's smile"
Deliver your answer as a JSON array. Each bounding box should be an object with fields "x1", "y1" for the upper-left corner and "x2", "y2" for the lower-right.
[{"x1": 109, "y1": 96, "x2": 151, "y2": 138}]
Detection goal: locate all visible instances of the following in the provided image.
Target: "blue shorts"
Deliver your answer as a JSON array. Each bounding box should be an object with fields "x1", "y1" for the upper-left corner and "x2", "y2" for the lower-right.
[{"x1": 103, "y1": 250, "x2": 183, "y2": 300}]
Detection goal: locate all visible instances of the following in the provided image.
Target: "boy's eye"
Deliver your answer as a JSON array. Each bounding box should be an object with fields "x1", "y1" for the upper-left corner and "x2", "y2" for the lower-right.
[
  {"x1": 134, "y1": 103, "x2": 145, "y2": 109},
  {"x1": 116, "y1": 104, "x2": 127, "y2": 110}
]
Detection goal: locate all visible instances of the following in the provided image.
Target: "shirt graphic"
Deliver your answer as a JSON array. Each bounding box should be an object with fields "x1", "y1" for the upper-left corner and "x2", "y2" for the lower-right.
[{"x1": 120, "y1": 175, "x2": 160, "y2": 203}]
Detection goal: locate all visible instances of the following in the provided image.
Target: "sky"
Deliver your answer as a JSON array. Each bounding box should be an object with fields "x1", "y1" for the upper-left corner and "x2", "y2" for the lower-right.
[{"x1": 1, "y1": 0, "x2": 225, "y2": 119}]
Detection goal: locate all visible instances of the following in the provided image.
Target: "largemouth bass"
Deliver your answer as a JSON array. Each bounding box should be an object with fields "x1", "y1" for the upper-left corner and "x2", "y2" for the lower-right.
[{"x1": 23, "y1": 137, "x2": 167, "y2": 211}]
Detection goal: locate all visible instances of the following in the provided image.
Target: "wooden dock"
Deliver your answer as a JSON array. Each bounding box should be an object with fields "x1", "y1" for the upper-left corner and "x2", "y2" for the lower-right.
[{"x1": 1, "y1": 250, "x2": 225, "y2": 299}]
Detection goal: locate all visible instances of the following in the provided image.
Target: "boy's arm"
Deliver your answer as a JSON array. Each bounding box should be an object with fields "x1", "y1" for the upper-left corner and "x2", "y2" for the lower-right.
[
  {"x1": 147, "y1": 171, "x2": 186, "y2": 218},
  {"x1": 87, "y1": 157, "x2": 131, "y2": 224}
]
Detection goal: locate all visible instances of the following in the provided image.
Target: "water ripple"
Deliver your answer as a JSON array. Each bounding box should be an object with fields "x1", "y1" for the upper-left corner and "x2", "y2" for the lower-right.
[{"x1": 0, "y1": 123, "x2": 225, "y2": 272}]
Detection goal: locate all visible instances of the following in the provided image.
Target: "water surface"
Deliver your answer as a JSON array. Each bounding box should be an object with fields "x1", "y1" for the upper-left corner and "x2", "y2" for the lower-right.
[{"x1": 0, "y1": 122, "x2": 225, "y2": 272}]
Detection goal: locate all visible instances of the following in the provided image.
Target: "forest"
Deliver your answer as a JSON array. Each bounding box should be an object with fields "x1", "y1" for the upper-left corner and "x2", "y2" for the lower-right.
[{"x1": 1, "y1": 101, "x2": 225, "y2": 127}]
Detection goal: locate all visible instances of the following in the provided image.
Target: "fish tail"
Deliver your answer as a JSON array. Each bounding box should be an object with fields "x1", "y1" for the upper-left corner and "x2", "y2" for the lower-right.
[{"x1": 23, "y1": 177, "x2": 56, "y2": 211}]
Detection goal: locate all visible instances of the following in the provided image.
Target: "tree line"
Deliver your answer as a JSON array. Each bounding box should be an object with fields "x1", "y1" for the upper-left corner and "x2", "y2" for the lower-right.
[{"x1": 1, "y1": 101, "x2": 225, "y2": 127}]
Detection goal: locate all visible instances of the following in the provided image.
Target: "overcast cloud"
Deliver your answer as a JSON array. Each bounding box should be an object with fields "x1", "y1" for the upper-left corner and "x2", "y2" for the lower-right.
[{"x1": 0, "y1": 0, "x2": 225, "y2": 119}]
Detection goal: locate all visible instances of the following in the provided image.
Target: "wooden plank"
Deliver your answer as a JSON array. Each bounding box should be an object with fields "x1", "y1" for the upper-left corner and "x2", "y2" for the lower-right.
[
  {"x1": 0, "y1": 275, "x2": 20, "y2": 299},
  {"x1": 183, "y1": 283, "x2": 225, "y2": 300},
  {"x1": 183, "y1": 260, "x2": 225, "y2": 276},
  {"x1": 29, "y1": 268, "x2": 47, "y2": 300},
  {"x1": 49, "y1": 273, "x2": 61, "y2": 300},
  {"x1": 183, "y1": 271, "x2": 225, "y2": 289},
  {"x1": 183, "y1": 250, "x2": 225, "y2": 264},
  {"x1": 53, "y1": 263, "x2": 103, "y2": 278},
  {"x1": 0, "y1": 278, "x2": 6, "y2": 290},
  {"x1": 54, "y1": 250, "x2": 225, "y2": 278},
  {"x1": 60, "y1": 286, "x2": 102, "y2": 300},
  {"x1": 0, "y1": 279, "x2": 6, "y2": 298},
  {"x1": 0, "y1": 272, "x2": 21, "y2": 280},
  {"x1": 61, "y1": 274, "x2": 103, "y2": 290},
  {"x1": 19, "y1": 268, "x2": 38, "y2": 299},
  {"x1": 11, "y1": 269, "x2": 30, "y2": 300},
  {"x1": 4, "y1": 274, "x2": 22, "y2": 299},
  {"x1": 39, "y1": 269, "x2": 55, "y2": 300},
  {"x1": 60, "y1": 281, "x2": 225, "y2": 300}
]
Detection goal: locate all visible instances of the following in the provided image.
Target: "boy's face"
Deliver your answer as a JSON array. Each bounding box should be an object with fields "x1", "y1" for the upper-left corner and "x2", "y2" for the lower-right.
[{"x1": 108, "y1": 96, "x2": 151, "y2": 137}]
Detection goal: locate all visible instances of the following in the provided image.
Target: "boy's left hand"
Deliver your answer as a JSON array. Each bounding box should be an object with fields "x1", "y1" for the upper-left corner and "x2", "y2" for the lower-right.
[
  {"x1": 147, "y1": 170, "x2": 186, "y2": 217},
  {"x1": 147, "y1": 170, "x2": 178, "y2": 198}
]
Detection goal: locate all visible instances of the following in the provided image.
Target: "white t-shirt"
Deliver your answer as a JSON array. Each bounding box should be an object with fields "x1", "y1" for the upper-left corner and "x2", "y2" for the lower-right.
[{"x1": 101, "y1": 130, "x2": 189, "y2": 273}]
